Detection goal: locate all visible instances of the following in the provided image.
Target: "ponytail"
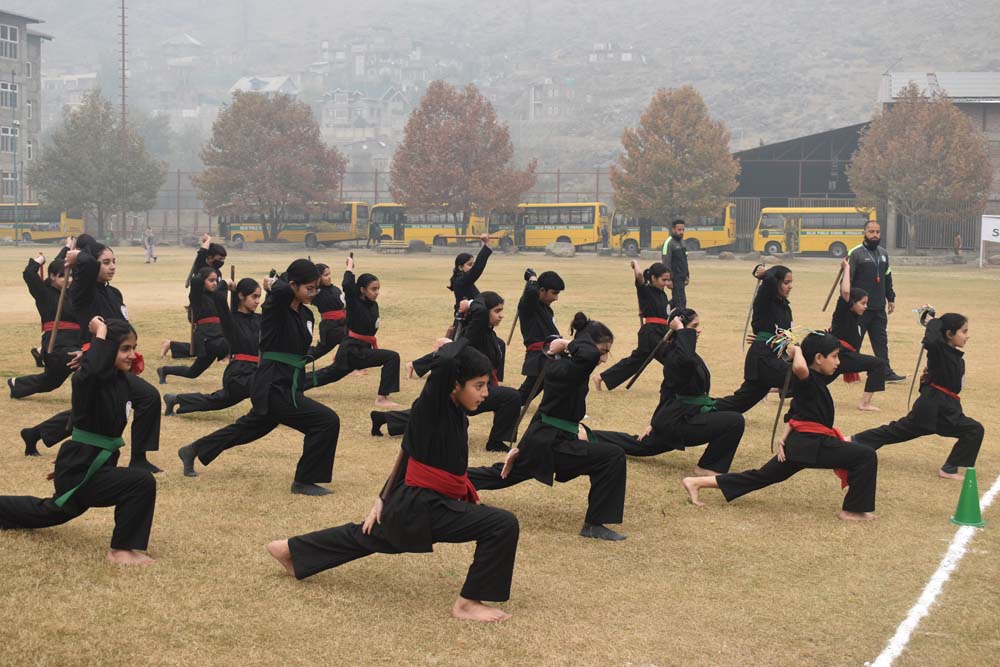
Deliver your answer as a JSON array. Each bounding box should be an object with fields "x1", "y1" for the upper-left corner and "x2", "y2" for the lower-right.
[
  {"x1": 939, "y1": 313, "x2": 968, "y2": 341},
  {"x1": 570, "y1": 311, "x2": 614, "y2": 344},
  {"x1": 643, "y1": 262, "x2": 668, "y2": 284},
  {"x1": 232, "y1": 277, "x2": 260, "y2": 313}
]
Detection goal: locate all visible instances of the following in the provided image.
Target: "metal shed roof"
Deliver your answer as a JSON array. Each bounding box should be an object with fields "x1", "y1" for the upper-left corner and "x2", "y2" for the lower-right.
[{"x1": 879, "y1": 72, "x2": 1000, "y2": 103}]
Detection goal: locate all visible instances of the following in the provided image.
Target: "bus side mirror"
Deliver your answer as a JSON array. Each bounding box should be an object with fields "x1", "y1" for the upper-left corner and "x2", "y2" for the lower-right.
[{"x1": 761, "y1": 230, "x2": 769, "y2": 238}]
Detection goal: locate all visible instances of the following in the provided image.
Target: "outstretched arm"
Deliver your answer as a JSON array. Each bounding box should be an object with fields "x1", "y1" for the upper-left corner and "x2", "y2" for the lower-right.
[{"x1": 629, "y1": 259, "x2": 643, "y2": 285}]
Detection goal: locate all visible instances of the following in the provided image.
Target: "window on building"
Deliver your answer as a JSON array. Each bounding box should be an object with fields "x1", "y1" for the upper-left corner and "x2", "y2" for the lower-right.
[
  {"x1": 26, "y1": 139, "x2": 31, "y2": 160},
  {"x1": 26, "y1": 61, "x2": 31, "y2": 78},
  {"x1": 2, "y1": 171, "x2": 16, "y2": 197},
  {"x1": 0, "y1": 81, "x2": 16, "y2": 108},
  {"x1": 0, "y1": 25, "x2": 18, "y2": 60},
  {"x1": 0, "y1": 126, "x2": 17, "y2": 153},
  {"x1": 334, "y1": 108, "x2": 347, "y2": 120},
  {"x1": 26, "y1": 100, "x2": 32, "y2": 119}
]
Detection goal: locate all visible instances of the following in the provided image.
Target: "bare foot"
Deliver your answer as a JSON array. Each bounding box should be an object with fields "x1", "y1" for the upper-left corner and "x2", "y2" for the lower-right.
[
  {"x1": 406, "y1": 362, "x2": 415, "y2": 380},
  {"x1": 375, "y1": 396, "x2": 401, "y2": 408},
  {"x1": 681, "y1": 477, "x2": 706, "y2": 507},
  {"x1": 693, "y1": 465, "x2": 721, "y2": 476},
  {"x1": 938, "y1": 469, "x2": 964, "y2": 480},
  {"x1": 160, "y1": 339, "x2": 170, "y2": 358},
  {"x1": 592, "y1": 376, "x2": 603, "y2": 391},
  {"x1": 451, "y1": 597, "x2": 511, "y2": 623},
  {"x1": 857, "y1": 403, "x2": 881, "y2": 412},
  {"x1": 837, "y1": 510, "x2": 879, "y2": 522},
  {"x1": 107, "y1": 549, "x2": 155, "y2": 565},
  {"x1": 266, "y1": 540, "x2": 296, "y2": 576}
]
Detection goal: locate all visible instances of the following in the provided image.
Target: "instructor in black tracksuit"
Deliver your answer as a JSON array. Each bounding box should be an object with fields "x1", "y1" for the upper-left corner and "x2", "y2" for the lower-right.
[
  {"x1": 660, "y1": 219, "x2": 688, "y2": 308},
  {"x1": 848, "y1": 220, "x2": 904, "y2": 382}
]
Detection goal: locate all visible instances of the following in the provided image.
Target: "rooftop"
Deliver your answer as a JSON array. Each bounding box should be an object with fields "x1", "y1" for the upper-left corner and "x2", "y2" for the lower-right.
[
  {"x1": 0, "y1": 9, "x2": 44, "y2": 24},
  {"x1": 879, "y1": 71, "x2": 1000, "y2": 104}
]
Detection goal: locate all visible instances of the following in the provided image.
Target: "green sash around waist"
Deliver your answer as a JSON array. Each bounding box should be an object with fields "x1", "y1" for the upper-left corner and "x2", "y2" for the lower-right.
[
  {"x1": 754, "y1": 331, "x2": 773, "y2": 343},
  {"x1": 54, "y1": 429, "x2": 125, "y2": 508},
  {"x1": 676, "y1": 394, "x2": 717, "y2": 414},
  {"x1": 261, "y1": 351, "x2": 316, "y2": 407},
  {"x1": 540, "y1": 412, "x2": 592, "y2": 439}
]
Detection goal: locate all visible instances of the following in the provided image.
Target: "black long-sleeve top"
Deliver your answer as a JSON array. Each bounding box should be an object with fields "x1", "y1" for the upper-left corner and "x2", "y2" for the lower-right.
[
  {"x1": 750, "y1": 267, "x2": 793, "y2": 335},
  {"x1": 636, "y1": 282, "x2": 671, "y2": 319},
  {"x1": 449, "y1": 244, "x2": 492, "y2": 306},
  {"x1": 460, "y1": 296, "x2": 507, "y2": 382},
  {"x1": 251, "y1": 277, "x2": 314, "y2": 413},
  {"x1": 70, "y1": 250, "x2": 128, "y2": 343},
  {"x1": 848, "y1": 241, "x2": 895, "y2": 311},
  {"x1": 342, "y1": 270, "x2": 379, "y2": 337},
  {"x1": 909, "y1": 318, "x2": 967, "y2": 429},
  {"x1": 783, "y1": 369, "x2": 840, "y2": 464},
  {"x1": 23, "y1": 257, "x2": 81, "y2": 349},
  {"x1": 53, "y1": 336, "x2": 130, "y2": 500},
  {"x1": 312, "y1": 283, "x2": 346, "y2": 315},
  {"x1": 518, "y1": 279, "x2": 560, "y2": 376},
  {"x1": 223, "y1": 311, "x2": 261, "y2": 358},
  {"x1": 652, "y1": 328, "x2": 713, "y2": 428},
  {"x1": 193, "y1": 247, "x2": 224, "y2": 282},
  {"x1": 830, "y1": 297, "x2": 862, "y2": 350},
  {"x1": 661, "y1": 235, "x2": 689, "y2": 281}
]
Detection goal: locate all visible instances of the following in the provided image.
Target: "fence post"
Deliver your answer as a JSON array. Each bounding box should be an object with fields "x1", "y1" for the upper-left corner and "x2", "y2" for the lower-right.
[
  {"x1": 373, "y1": 169, "x2": 379, "y2": 204},
  {"x1": 595, "y1": 170, "x2": 601, "y2": 202},
  {"x1": 176, "y1": 169, "x2": 182, "y2": 245},
  {"x1": 556, "y1": 169, "x2": 561, "y2": 203}
]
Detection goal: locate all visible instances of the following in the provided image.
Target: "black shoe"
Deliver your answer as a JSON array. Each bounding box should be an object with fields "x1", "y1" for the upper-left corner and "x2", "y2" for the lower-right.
[
  {"x1": 486, "y1": 441, "x2": 511, "y2": 453},
  {"x1": 177, "y1": 445, "x2": 198, "y2": 477},
  {"x1": 580, "y1": 523, "x2": 627, "y2": 541},
  {"x1": 31, "y1": 347, "x2": 44, "y2": 368},
  {"x1": 886, "y1": 372, "x2": 907, "y2": 383},
  {"x1": 20, "y1": 428, "x2": 40, "y2": 457},
  {"x1": 291, "y1": 481, "x2": 333, "y2": 496},
  {"x1": 156, "y1": 367, "x2": 168, "y2": 385},
  {"x1": 370, "y1": 410, "x2": 385, "y2": 437},
  {"x1": 164, "y1": 394, "x2": 178, "y2": 416},
  {"x1": 130, "y1": 458, "x2": 163, "y2": 474},
  {"x1": 6, "y1": 377, "x2": 15, "y2": 399}
]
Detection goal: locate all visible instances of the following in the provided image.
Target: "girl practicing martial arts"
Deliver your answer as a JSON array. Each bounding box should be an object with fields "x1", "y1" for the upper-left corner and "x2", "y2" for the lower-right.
[
  {"x1": 303, "y1": 255, "x2": 400, "y2": 407},
  {"x1": 161, "y1": 234, "x2": 228, "y2": 359},
  {"x1": 853, "y1": 313, "x2": 983, "y2": 480},
  {"x1": 829, "y1": 257, "x2": 888, "y2": 411},
  {"x1": 468, "y1": 313, "x2": 630, "y2": 541},
  {"x1": 306, "y1": 263, "x2": 347, "y2": 362},
  {"x1": 9, "y1": 247, "x2": 81, "y2": 405},
  {"x1": 373, "y1": 292, "x2": 521, "y2": 453},
  {"x1": 715, "y1": 265, "x2": 794, "y2": 414},
  {"x1": 683, "y1": 333, "x2": 880, "y2": 522},
  {"x1": 613, "y1": 309, "x2": 745, "y2": 475},
  {"x1": 156, "y1": 267, "x2": 231, "y2": 384},
  {"x1": 0, "y1": 317, "x2": 158, "y2": 564},
  {"x1": 447, "y1": 235, "x2": 492, "y2": 326},
  {"x1": 177, "y1": 260, "x2": 340, "y2": 495},
  {"x1": 516, "y1": 269, "x2": 564, "y2": 404},
  {"x1": 164, "y1": 278, "x2": 262, "y2": 416},
  {"x1": 594, "y1": 260, "x2": 672, "y2": 391},
  {"x1": 266, "y1": 339, "x2": 519, "y2": 623}
]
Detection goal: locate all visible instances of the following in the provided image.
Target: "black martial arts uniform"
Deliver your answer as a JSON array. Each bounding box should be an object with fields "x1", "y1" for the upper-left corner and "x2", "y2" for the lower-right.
[
  {"x1": 598, "y1": 279, "x2": 670, "y2": 390},
  {"x1": 169, "y1": 247, "x2": 227, "y2": 359},
  {"x1": 307, "y1": 283, "x2": 347, "y2": 361},
  {"x1": 848, "y1": 240, "x2": 897, "y2": 374},
  {"x1": 287, "y1": 340, "x2": 519, "y2": 603},
  {"x1": 467, "y1": 338, "x2": 628, "y2": 528},
  {"x1": 661, "y1": 234, "x2": 688, "y2": 308},
  {"x1": 169, "y1": 309, "x2": 260, "y2": 415},
  {"x1": 715, "y1": 368, "x2": 879, "y2": 513},
  {"x1": 159, "y1": 279, "x2": 231, "y2": 381},
  {"x1": 304, "y1": 270, "x2": 400, "y2": 397},
  {"x1": 0, "y1": 336, "x2": 157, "y2": 550},
  {"x1": 715, "y1": 266, "x2": 793, "y2": 414},
  {"x1": 612, "y1": 328, "x2": 744, "y2": 473},
  {"x1": 516, "y1": 279, "x2": 560, "y2": 403},
  {"x1": 181, "y1": 277, "x2": 340, "y2": 485},
  {"x1": 853, "y1": 318, "x2": 983, "y2": 474},
  {"x1": 830, "y1": 295, "x2": 887, "y2": 394},
  {"x1": 449, "y1": 244, "x2": 492, "y2": 311},
  {"x1": 10, "y1": 254, "x2": 81, "y2": 399}
]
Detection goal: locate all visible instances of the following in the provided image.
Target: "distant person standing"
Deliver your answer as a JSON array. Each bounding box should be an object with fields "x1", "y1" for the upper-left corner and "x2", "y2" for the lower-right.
[
  {"x1": 367, "y1": 220, "x2": 382, "y2": 248},
  {"x1": 848, "y1": 220, "x2": 905, "y2": 383},
  {"x1": 143, "y1": 227, "x2": 157, "y2": 264},
  {"x1": 660, "y1": 219, "x2": 688, "y2": 308}
]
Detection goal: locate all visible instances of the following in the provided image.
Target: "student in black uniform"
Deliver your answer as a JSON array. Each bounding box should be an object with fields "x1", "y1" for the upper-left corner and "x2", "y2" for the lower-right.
[
  {"x1": 516, "y1": 269, "x2": 563, "y2": 404},
  {"x1": 0, "y1": 317, "x2": 157, "y2": 565},
  {"x1": 682, "y1": 333, "x2": 880, "y2": 522},
  {"x1": 164, "y1": 278, "x2": 262, "y2": 416},
  {"x1": 467, "y1": 313, "x2": 629, "y2": 541},
  {"x1": 156, "y1": 267, "x2": 231, "y2": 384},
  {"x1": 307, "y1": 263, "x2": 347, "y2": 362},
  {"x1": 594, "y1": 260, "x2": 672, "y2": 391},
  {"x1": 373, "y1": 292, "x2": 521, "y2": 453},
  {"x1": 447, "y1": 235, "x2": 492, "y2": 323},
  {"x1": 161, "y1": 233, "x2": 228, "y2": 359},
  {"x1": 266, "y1": 340, "x2": 518, "y2": 623},
  {"x1": 8, "y1": 249, "x2": 82, "y2": 403},
  {"x1": 829, "y1": 257, "x2": 888, "y2": 411},
  {"x1": 714, "y1": 265, "x2": 794, "y2": 414},
  {"x1": 177, "y1": 260, "x2": 340, "y2": 494},
  {"x1": 303, "y1": 255, "x2": 401, "y2": 407},
  {"x1": 853, "y1": 313, "x2": 982, "y2": 480},
  {"x1": 612, "y1": 309, "x2": 745, "y2": 474}
]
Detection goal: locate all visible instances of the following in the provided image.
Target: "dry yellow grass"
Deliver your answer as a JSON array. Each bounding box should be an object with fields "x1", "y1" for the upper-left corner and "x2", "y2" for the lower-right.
[{"x1": 0, "y1": 245, "x2": 998, "y2": 667}]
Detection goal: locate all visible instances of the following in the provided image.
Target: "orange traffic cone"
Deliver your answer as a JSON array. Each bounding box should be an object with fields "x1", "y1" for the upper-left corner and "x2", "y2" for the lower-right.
[{"x1": 950, "y1": 468, "x2": 985, "y2": 527}]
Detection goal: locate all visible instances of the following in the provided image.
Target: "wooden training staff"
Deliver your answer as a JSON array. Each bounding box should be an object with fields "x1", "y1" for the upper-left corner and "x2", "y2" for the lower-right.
[
  {"x1": 767, "y1": 327, "x2": 815, "y2": 452},
  {"x1": 907, "y1": 306, "x2": 936, "y2": 409},
  {"x1": 624, "y1": 309, "x2": 676, "y2": 390},
  {"x1": 741, "y1": 263, "x2": 765, "y2": 352},
  {"x1": 507, "y1": 359, "x2": 550, "y2": 447},
  {"x1": 46, "y1": 275, "x2": 69, "y2": 355},
  {"x1": 822, "y1": 266, "x2": 845, "y2": 312}
]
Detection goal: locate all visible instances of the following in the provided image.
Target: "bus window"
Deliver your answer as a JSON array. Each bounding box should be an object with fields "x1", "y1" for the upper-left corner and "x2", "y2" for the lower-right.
[
  {"x1": 357, "y1": 204, "x2": 369, "y2": 222},
  {"x1": 759, "y1": 213, "x2": 784, "y2": 231}
]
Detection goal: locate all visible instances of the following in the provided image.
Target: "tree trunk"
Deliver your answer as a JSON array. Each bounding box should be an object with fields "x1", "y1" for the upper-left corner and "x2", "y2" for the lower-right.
[
  {"x1": 905, "y1": 214, "x2": 916, "y2": 256},
  {"x1": 96, "y1": 207, "x2": 105, "y2": 239}
]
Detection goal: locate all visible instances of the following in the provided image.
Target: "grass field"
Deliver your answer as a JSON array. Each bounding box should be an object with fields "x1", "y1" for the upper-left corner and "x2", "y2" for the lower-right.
[{"x1": 0, "y1": 244, "x2": 998, "y2": 667}]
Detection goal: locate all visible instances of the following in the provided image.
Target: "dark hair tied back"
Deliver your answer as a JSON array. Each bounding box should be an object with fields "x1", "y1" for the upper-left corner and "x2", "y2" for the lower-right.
[
  {"x1": 357, "y1": 273, "x2": 379, "y2": 291},
  {"x1": 673, "y1": 307, "x2": 698, "y2": 327},
  {"x1": 644, "y1": 262, "x2": 668, "y2": 284},
  {"x1": 848, "y1": 288, "x2": 868, "y2": 306},
  {"x1": 939, "y1": 313, "x2": 967, "y2": 340},
  {"x1": 286, "y1": 259, "x2": 319, "y2": 285},
  {"x1": 570, "y1": 311, "x2": 614, "y2": 344}
]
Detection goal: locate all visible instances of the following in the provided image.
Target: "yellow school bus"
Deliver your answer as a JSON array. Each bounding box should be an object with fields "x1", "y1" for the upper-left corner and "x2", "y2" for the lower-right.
[
  {"x1": 610, "y1": 203, "x2": 736, "y2": 255},
  {"x1": 218, "y1": 202, "x2": 370, "y2": 248},
  {"x1": 486, "y1": 202, "x2": 610, "y2": 249},
  {"x1": 369, "y1": 203, "x2": 486, "y2": 245},
  {"x1": 0, "y1": 204, "x2": 84, "y2": 242},
  {"x1": 753, "y1": 207, "x2": 876, "y2": 257}
]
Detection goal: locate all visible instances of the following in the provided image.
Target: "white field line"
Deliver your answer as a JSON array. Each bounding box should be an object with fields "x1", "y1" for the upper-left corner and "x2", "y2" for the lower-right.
[{"x1": 870, "y1": 472, "x2": 1000, "y2": 667}]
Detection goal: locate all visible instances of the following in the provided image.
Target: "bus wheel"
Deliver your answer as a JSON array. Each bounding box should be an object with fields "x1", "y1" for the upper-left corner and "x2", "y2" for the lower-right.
[
  {"x1": 764, "y1": 241, "x2": 782, "y2": 255},
  {"x1": 305, "y1": 234, "x2": 318, "y2": 249},
  {"x1": 380, "y1": 234, "x2": 392, "y2": 241},
  {"x1": 829, "y1": 242, "x2": 847, "y2": 258},
  {"x1": 499, "y1": 236, "x2": 514, "y2": 250},
  {"x1": 623, "y1": 239, "x2": 639, "y2": 256},
  {"x1": 21, "y1": 232, "x2": 32, "y2": 242},
  {"x1": 232, "y1": 234, "x2": 245, "y2": 249},
  {"x1": 684, "y1": 238, "x2": 700, "y2": 252},
  {"x1": 433, "y1": 235, "x2": 448, "y2": 246},
  {"x1": 556, "y1": 236, "x2": 572, "y2": 244}
]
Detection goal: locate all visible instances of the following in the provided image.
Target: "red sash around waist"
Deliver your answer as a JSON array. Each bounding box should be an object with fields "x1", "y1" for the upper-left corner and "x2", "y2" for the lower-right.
[
  {"x1": 232, "y1": 353, "x2": 259, "y2": 363},
  {"x1": 404, "y1": 457, "x2": 479, "y2": 503},
  {"x1": 42, "y1": 321, "x2": 81, "y2": 333},
  {"x1": 788, "y1": 419, "x2": 849, "y2": 489},
  {"x1": 525, "y1": 341, "x2": 545, "y2": 352},
  {"x1": 348, "y1": 330, "x2": 378, "y2": 349},
  {"x1": 929, "y1": 383, "x2": 960, "y2": 401},
  {"x1": 197, "y1": 317, "x2": 221, "y2": 325},
  {"x1": 81, "y1": 342, "x2": 90, "y2": 352},
  {"x1": 321, "y1": 310, "x2": 346, "y2": 321},
  {"x1": 643, "y1": 317, "x2": 670, "y2": 326},
  {"x1": 837, "y1": 340, "x2": 861, "y2": 384}
]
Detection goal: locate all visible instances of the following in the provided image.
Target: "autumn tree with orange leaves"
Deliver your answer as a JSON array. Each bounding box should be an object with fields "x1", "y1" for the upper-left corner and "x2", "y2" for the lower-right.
[
  {"x1": 611, "y1": 86, "x2": 739, "y2": 227},
  {"x1": 194, "y1": 92, "x2": 346, "y2": 241},
  {"x1": 390, "y1": 81, "x2": 536, "y2": 236},
  {"x1": 848, "y1": 82, "x2": 991, "y2": 254}
]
